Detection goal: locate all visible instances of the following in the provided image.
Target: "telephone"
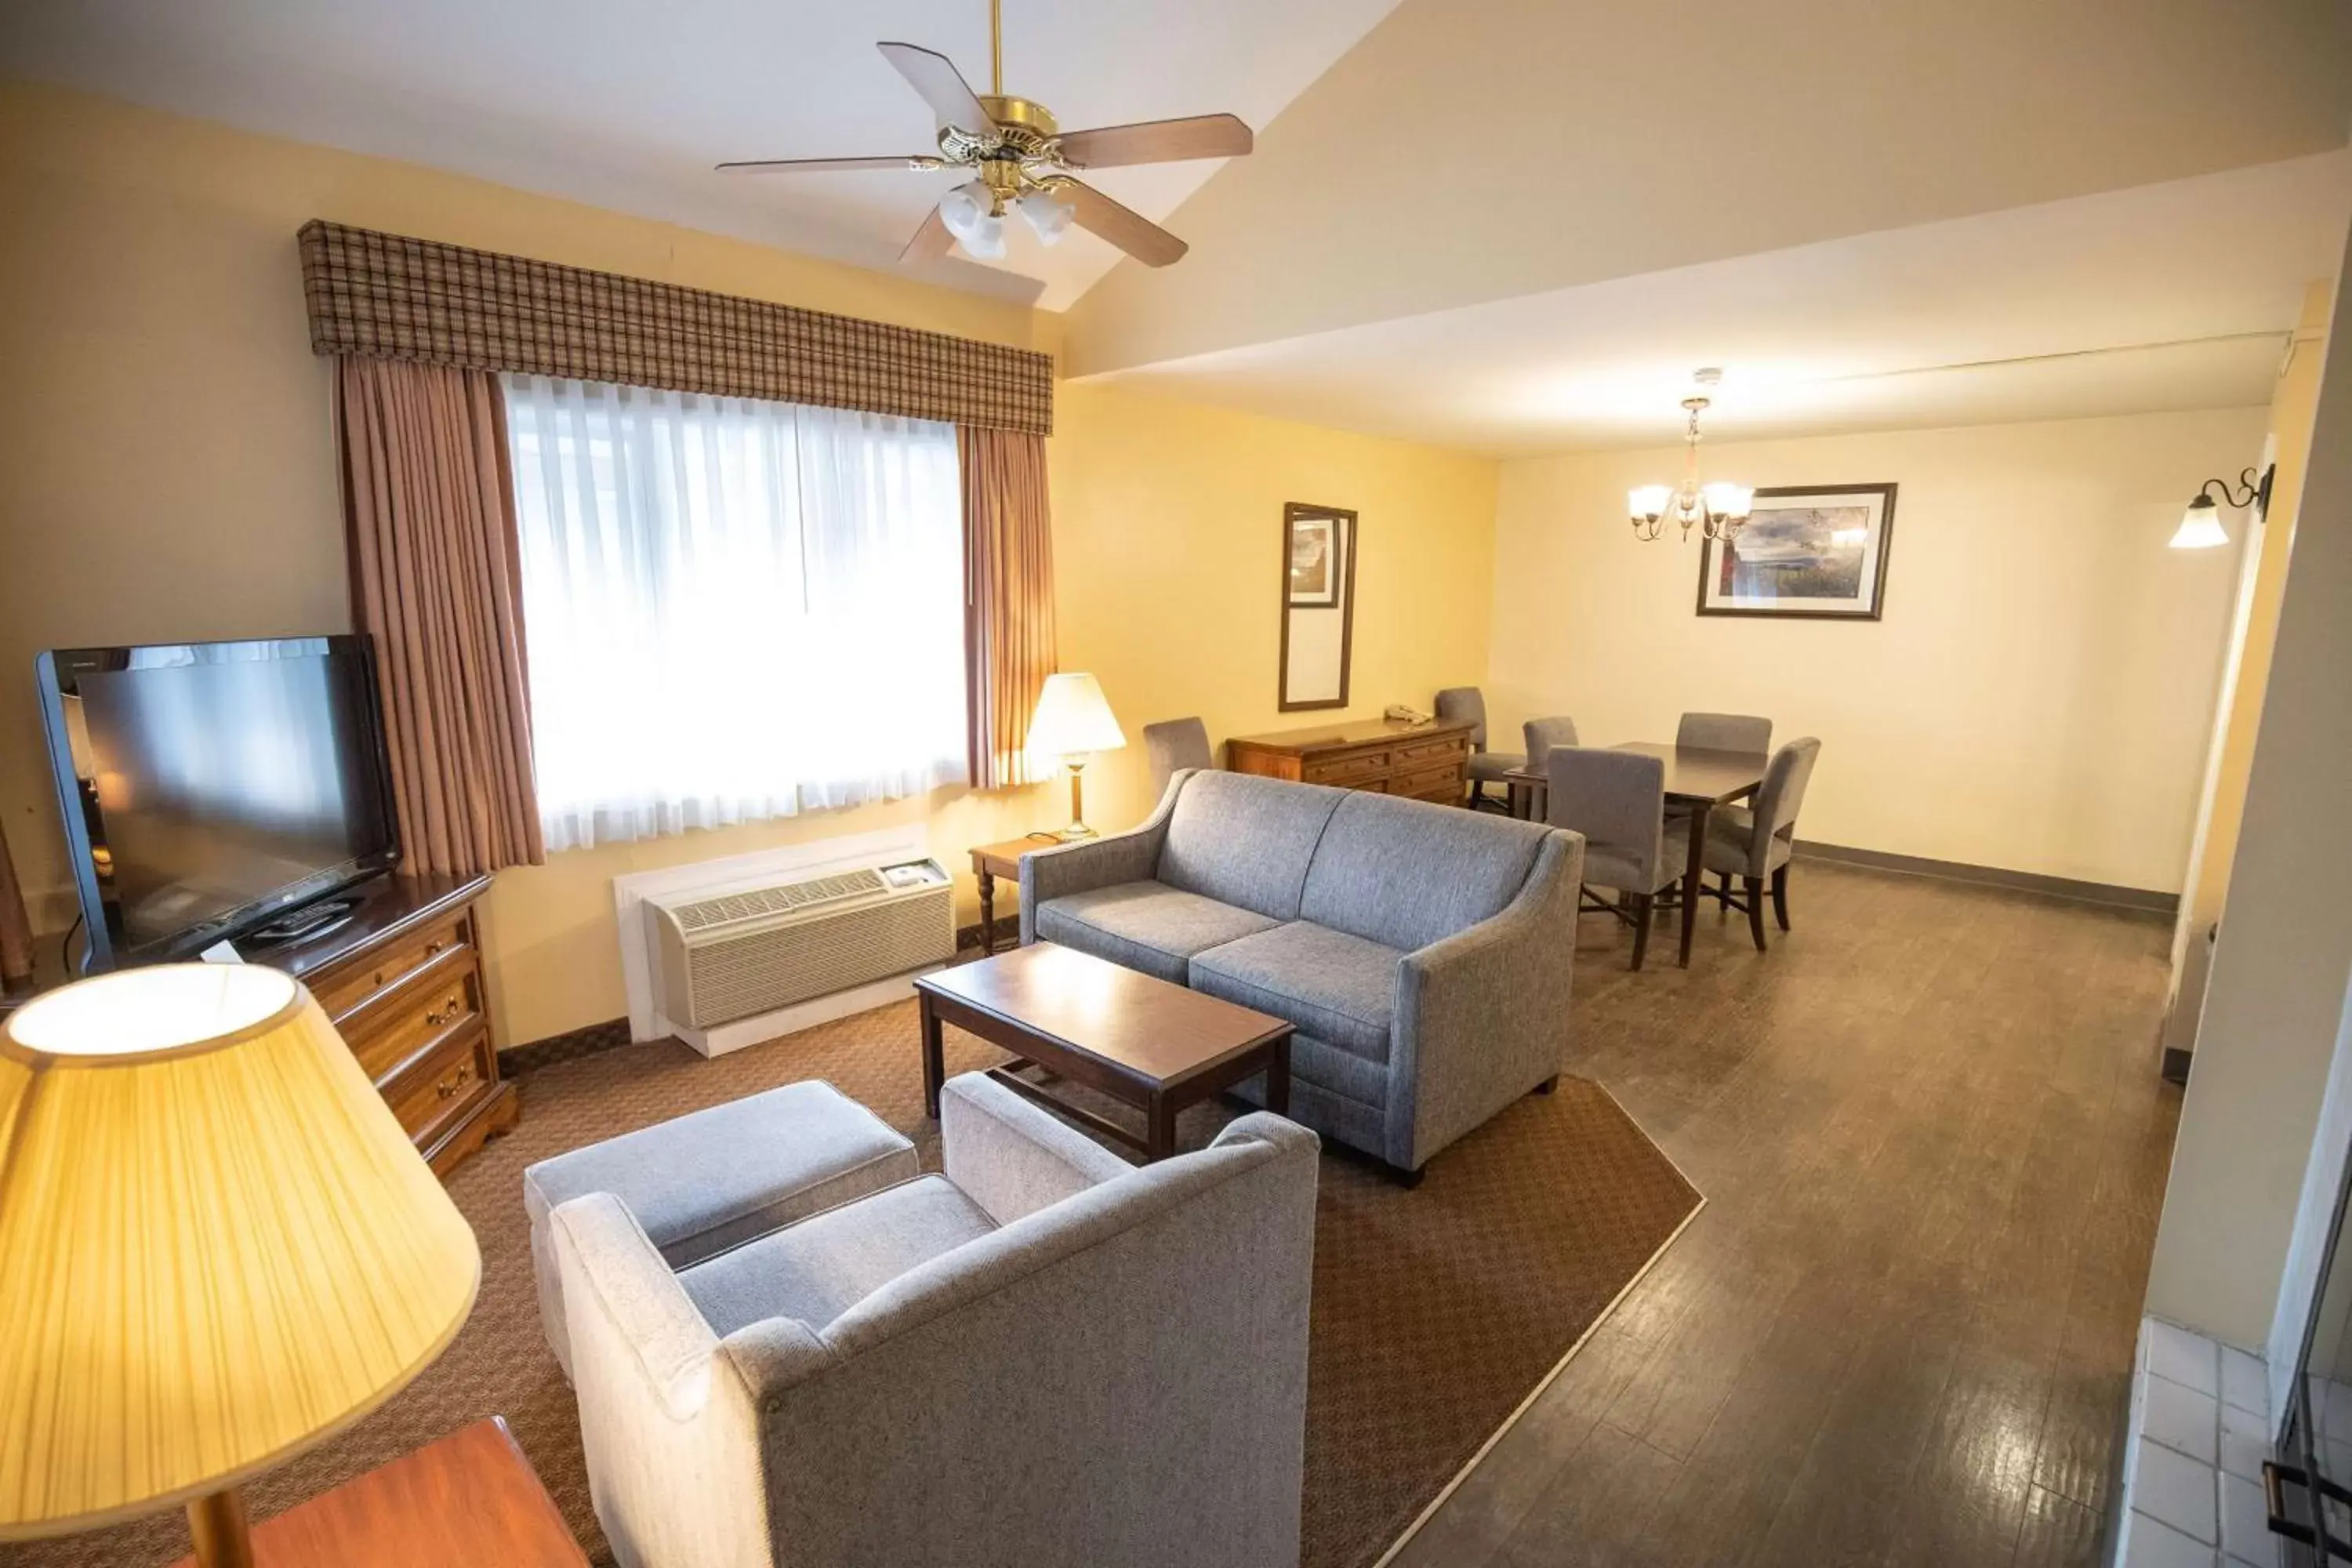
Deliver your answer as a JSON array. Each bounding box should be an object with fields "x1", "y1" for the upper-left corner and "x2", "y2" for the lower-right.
[{"x1": 1384, "y1": 703, "x2": 1434, "y2": 727}]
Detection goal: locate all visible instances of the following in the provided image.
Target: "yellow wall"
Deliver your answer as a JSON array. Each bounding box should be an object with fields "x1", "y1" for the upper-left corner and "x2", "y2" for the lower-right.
[
  {"x1": 0, "y1": 82, "x2": 1498, "y2": 1045},
  {"x1": 1486, "y1": 408, "x2": 2268, "y2": 892},
  {"x1": 2158, "y1": 280, "x2": 2333, "y2": 1056}
]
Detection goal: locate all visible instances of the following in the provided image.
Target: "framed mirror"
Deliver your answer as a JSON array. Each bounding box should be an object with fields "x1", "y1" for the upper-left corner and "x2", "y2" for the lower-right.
[{"x1": 1279, "y1": 502, "x2": 1356, "y2": 711}]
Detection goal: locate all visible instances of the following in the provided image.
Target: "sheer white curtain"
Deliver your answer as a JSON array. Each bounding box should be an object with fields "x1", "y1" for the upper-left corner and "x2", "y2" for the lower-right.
[{"x1": 503, "y1": 374, "x2": 967, "y2": 851}]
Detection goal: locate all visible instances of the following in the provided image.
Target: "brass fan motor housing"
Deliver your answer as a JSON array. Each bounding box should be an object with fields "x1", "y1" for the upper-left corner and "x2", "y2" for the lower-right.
[{"x1": 938, "y1": 95, "x2": 1069, "y2": 205}]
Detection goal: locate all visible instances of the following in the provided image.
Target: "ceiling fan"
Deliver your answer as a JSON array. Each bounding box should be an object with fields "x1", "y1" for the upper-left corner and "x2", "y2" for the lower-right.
[{"x1": 717, "y1": 0, "x2": 1253, "y2": 268}]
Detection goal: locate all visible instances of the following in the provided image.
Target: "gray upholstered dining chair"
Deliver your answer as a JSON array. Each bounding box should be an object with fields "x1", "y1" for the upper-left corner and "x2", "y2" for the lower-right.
[
  {"x1": 1142, "y1": 717, "x2": 1213, "y2": 798},
  {"x1": 1700, "y1": 737, "x2": 1822, "y2": 951},
  {"x1": 1677, "y1": 712, "x2": 1773, "y2": 754},
  {"x1": 1548, "y1": 746, "x2": 1688, "y2": 971},
  {"x1": 1436, "y1": 687, "x2": 1523, "y2": 811},
  {"x1": 1522, "y1": 716, "x2": 1580, "y2": 775}
]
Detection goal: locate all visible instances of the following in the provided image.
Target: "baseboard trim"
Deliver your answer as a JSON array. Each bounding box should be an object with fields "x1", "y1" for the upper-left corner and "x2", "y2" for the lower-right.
[
  {"x1": 1795, "y1": 840, "x2": 2177, "y2": 917},
  {"x1": 501, "y1": 1016, "x2": 631, "y2": 1074}
]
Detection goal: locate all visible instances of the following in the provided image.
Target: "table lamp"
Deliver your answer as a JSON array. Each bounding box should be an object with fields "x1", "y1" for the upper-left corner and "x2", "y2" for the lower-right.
[
  {"x1": 1026, "y1": 672, "x2": 1127, "y2": 840},
  {"x1": 0, "y1": 964, "x2": 481, "y2": 1566}
]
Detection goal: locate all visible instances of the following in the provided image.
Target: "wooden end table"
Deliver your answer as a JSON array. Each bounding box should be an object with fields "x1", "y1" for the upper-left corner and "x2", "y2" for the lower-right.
[
  {"x1": 968, "y1": 834, "x2": 1069, "y2": 956},
  {"x1": 915, "y1": 942, "x2": 1293, "y2": 1162},
  {"x1": 170, "y1": 1417, "x2": 586, "y2": 1566}
]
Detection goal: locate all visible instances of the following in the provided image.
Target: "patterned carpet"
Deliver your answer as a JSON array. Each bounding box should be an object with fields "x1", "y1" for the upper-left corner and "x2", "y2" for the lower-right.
[{"x1": 3, "y1": 997, "x2": 1699, "y2": 1568}]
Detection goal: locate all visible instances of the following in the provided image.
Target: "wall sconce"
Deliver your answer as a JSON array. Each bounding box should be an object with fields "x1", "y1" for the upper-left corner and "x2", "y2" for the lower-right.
[{"x1": 2171, "y1": 464, "x2": 2274, "y2": 550}]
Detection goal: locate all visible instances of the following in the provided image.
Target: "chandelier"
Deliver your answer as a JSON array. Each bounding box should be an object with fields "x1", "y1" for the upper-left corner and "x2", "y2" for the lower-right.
[{"x1": 1629, "y1": 369, "x2": 1753, "y2": 543}]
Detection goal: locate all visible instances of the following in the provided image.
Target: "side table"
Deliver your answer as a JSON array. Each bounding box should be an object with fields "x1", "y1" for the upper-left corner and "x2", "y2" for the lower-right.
[
  {"x1": 969, "y1": 834, "x2": 1065, "y2": 956},
  {"x1": 169, "y1": 1417, "x2": 586, "y2": 1567}
]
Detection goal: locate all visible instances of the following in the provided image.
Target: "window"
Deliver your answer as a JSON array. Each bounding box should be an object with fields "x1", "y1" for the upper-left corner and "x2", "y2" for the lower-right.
[{"x1": 503, "y1": 375, "x2": 967, "y2": 852}]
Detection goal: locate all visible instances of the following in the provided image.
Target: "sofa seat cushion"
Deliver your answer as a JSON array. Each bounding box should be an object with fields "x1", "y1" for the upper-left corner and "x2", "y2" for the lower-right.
[
  {"x1": 1189, "y1": 920, "x2": 1401, "y2": 1064},
  {"x1": 1034, "y1": 880, "x2": 1280, "y2": 984},
  {"x1": 677, "y1": 1174, "x2": 996, "y2": 1337},
  {"x1": 1298, "y1": 791, "x2": 1550, "y2": 953},
  {"x1": 1158, "y1": 770, "x2": 1347, "y2": 922}
]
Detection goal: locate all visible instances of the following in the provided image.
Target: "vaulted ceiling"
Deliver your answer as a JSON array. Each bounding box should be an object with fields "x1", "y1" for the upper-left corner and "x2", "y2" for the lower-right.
[{"x1": 7, "y1": 0, "x2": 2350, "y2": 451}]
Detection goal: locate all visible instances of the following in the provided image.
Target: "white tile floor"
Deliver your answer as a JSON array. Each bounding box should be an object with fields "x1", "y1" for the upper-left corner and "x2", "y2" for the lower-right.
[{"x1": 2120, "y1": 1316, "x2": 2284, "y2": 1568}]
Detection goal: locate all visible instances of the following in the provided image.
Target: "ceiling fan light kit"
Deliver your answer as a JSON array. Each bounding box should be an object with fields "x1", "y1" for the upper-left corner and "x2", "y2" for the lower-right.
[
  {"x1": 717, "y1": 0, "x2": 1252, "y2": 270},
  {"x1": 1629, "y1": 369, "x2": 1754, "y2": 544}
]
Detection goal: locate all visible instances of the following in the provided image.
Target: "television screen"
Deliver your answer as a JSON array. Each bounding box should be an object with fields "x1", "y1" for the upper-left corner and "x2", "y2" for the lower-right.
[{"x1": 37, "y1": 637, "x2": 400, "y2": 967}]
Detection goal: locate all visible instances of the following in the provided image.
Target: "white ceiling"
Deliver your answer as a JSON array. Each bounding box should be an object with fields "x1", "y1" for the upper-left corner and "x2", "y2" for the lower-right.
[
  {"x1": 1085, "y1": 154, "x2": 2352, "y2": 453},
  {"x1": 7, "y1": 0, "x2": 2348, "y2": 451},
  {"x1": 0, "y1": 0, "x2": 1403, "y2": 310}
]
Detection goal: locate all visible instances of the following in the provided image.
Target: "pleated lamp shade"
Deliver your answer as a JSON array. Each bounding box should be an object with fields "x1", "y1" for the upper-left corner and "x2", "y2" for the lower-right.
[{"x1": 0, "y1": 964, "x2": 481, "y2": 1541}]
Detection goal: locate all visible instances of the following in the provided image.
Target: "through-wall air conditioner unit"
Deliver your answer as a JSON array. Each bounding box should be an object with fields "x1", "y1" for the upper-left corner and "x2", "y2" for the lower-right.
[{"x1": 648, "y1": 858, "x2": 954, "y2": 1031}]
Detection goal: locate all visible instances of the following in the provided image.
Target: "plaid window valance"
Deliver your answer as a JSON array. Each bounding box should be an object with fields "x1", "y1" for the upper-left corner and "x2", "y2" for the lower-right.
[{"x1": 297, "y1": 220, "x2": 1053, "y2": 435}]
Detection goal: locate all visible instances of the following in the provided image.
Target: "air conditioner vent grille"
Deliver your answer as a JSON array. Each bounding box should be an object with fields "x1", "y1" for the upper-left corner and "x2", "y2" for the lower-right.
[{"x1": 673, "y1": 868, "x2": 889, "y2": 931}]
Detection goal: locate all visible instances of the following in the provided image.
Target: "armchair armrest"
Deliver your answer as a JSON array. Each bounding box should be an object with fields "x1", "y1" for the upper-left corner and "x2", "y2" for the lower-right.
[
  {"x1": 942, "y1": 1070, "x2": 1134, "y2": 1225},
  {"x1": 1390, "y1": 828, "x2": 1584, "y2": 1169},
  {"x1": 1016, "y1": 770, "x2": 1189, "y2": 943},
  {"x1": 549, "y1": 1192, "x2": 723, "y2": 1422}
]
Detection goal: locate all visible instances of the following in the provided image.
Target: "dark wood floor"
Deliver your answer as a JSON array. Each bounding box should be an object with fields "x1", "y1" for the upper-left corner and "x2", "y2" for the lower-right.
[{"x1": 1390, "y1": 858, "x2": 2181, "y2": 1568}]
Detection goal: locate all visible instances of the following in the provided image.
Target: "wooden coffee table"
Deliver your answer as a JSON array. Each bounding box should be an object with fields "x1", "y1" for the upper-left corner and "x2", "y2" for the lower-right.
[{"x1": 915, "y1": 942, "x2": 1293, "y2": 1162}]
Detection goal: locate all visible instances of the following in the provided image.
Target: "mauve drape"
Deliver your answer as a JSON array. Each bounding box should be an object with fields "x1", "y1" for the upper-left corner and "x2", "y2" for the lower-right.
[
  {"x1": 959, "y1": 426, "x2": 1058, "y2": 789},
  {"x1": 337, "y1": 358, "x2": 545, "y2": 877}
]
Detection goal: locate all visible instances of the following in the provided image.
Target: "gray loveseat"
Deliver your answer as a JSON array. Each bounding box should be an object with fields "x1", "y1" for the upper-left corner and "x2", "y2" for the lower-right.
[{"x1": 1019, "y1": 769, "x2": 1585, "y2": 1178}]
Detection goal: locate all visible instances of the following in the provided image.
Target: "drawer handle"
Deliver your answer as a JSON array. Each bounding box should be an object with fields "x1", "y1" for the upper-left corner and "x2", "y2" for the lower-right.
[
  {"x1": 425, "y1": 995, "x2": 463, "y2": 1027},
  {"x1": 434, "y1": 1064, "x2": 474, "y2": 1100},
  {"x1": 424, "y1": 939, "x2": 445, "y2": 957}
]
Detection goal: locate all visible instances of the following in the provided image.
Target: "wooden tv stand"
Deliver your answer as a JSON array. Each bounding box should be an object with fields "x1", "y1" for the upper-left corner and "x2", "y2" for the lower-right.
[{"x1": 0, "y1": 872, "x2": 519, "y2": 1179}]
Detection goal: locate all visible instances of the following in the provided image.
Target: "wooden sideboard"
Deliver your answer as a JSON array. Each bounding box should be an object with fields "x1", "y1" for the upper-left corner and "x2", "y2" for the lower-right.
[
  {"x1": 287, "y1": 872, "x2": 519, "y2": 1177},
  {"x1": 1225, "y1": 717, "x2": 1475, "y2": 805},
  {"x1": 0, "y1": 871, "x2": 518, "y2": 1179}
]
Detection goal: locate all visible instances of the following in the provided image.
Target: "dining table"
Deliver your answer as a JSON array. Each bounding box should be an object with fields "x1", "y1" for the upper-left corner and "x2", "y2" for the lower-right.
[{"x1": 1503, "y1": 742, "x2": 1771, "y2": 967}]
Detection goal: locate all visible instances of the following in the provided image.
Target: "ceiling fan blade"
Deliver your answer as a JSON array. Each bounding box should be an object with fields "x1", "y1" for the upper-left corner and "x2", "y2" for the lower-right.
[
  {"x1": 1060, "y1": 180, "x2": 1189, "y2": 267},
  {"x1": 899, "y1": 205, "x2": 956, "y2": 263},
  {"x1": 1054, "y1": 114, "x2": 1254, "y2": 169},
  {"x1": 877, "y1": 41, "x2": 993, "y2": 133},
  {"x1": 717, "y1": 154, "x2": 945, "y2": 175}
]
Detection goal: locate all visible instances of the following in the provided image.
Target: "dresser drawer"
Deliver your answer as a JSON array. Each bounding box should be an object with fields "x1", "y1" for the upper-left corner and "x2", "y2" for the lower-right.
[
  {"x1": 1393, "y1": 763, "x2": 1464, "y2": 804},
  {"x1": 346, "y1": 957, "x2": 484, "y2": 1086},
  {"x1": 1301, "y1": 747, "x2": 1390, "y2": 786},
  {"x1": 384, "y1": 1025, "x2": 496, "y2": 1147},
  {"x1": 313, "y1": 911, "x2": 472, "y2": 1023},
  {"x1": 1392, "y1": 735, "x2": 1467, "y2": 768}
]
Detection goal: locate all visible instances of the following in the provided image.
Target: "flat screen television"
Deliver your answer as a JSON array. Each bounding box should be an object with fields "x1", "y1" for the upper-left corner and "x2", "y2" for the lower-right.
[{"x1": 35, "y1": 636, "x2": 401, "y2": 969}]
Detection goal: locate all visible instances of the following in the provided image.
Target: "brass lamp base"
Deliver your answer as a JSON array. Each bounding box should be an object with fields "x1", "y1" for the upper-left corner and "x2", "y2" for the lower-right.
[
  {"x1": 187, "y1": 1488, "x2": 255, "y2": 1568},
  {"x1": 1054, "y1": 759, "x2": 1098, "y2": 840}
]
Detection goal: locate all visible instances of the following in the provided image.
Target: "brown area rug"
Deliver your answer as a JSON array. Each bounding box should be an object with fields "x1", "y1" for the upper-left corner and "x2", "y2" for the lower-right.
[{"x1": 4, "y1": 1000, "x2": 1697, "y2": 1568}]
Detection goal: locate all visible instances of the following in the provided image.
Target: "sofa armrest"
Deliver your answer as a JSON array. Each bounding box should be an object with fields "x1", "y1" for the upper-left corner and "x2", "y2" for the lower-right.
[
  {"x1": 942, "y1": 1070, "x2": 1135, "y2": 1225},
  {"x1": 1016, "y1": 770, "x2": 1189, "y2": 943},
  {"x1": 1390, "y1": 827, "x2": 1584, "y2": 1170},
  {"x1": 550, "y1": 1192, "x2": 723, "y2": 1422}
]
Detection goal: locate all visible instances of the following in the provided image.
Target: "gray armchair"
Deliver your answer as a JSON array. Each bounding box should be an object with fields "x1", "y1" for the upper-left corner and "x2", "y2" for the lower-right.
[
  {"x1": 1702, "y1": 737, "x2": 1821, "y2": 950},
  {"x1": 1548, "y1": 746, "x2": 1688, "y2": 971},
  {"x1": 550, "y1": 1070, "x2": 1319, "y2": 1568},
  {"x1": 1142, "y1": 716, "x2": 1213, "y2": 797},
  {"x1": 1435, "y1": 686, "x2": 1523, "y2": 811},
  {"x1": 1020, "y1": 769, "x2": 1582, "y2": 1178}
]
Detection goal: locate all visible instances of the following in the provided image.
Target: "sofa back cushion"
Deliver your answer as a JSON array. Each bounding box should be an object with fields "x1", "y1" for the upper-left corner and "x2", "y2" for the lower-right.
[
  {"x1": 1158, "y1": 771, "x2": 1347, "y2": 921},
  {"x1": 1300, "y1": 792, "x2": 1550, "y2": 953}
]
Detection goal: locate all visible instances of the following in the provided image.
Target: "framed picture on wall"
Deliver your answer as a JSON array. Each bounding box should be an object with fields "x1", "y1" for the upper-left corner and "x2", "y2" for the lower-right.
[
  {"x1": 1696, "y1": 483, "x2": 1897, "y2": 620},
  {"x1": 1287, "y1": 514, "x2": 1341, "y2": 607}
]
